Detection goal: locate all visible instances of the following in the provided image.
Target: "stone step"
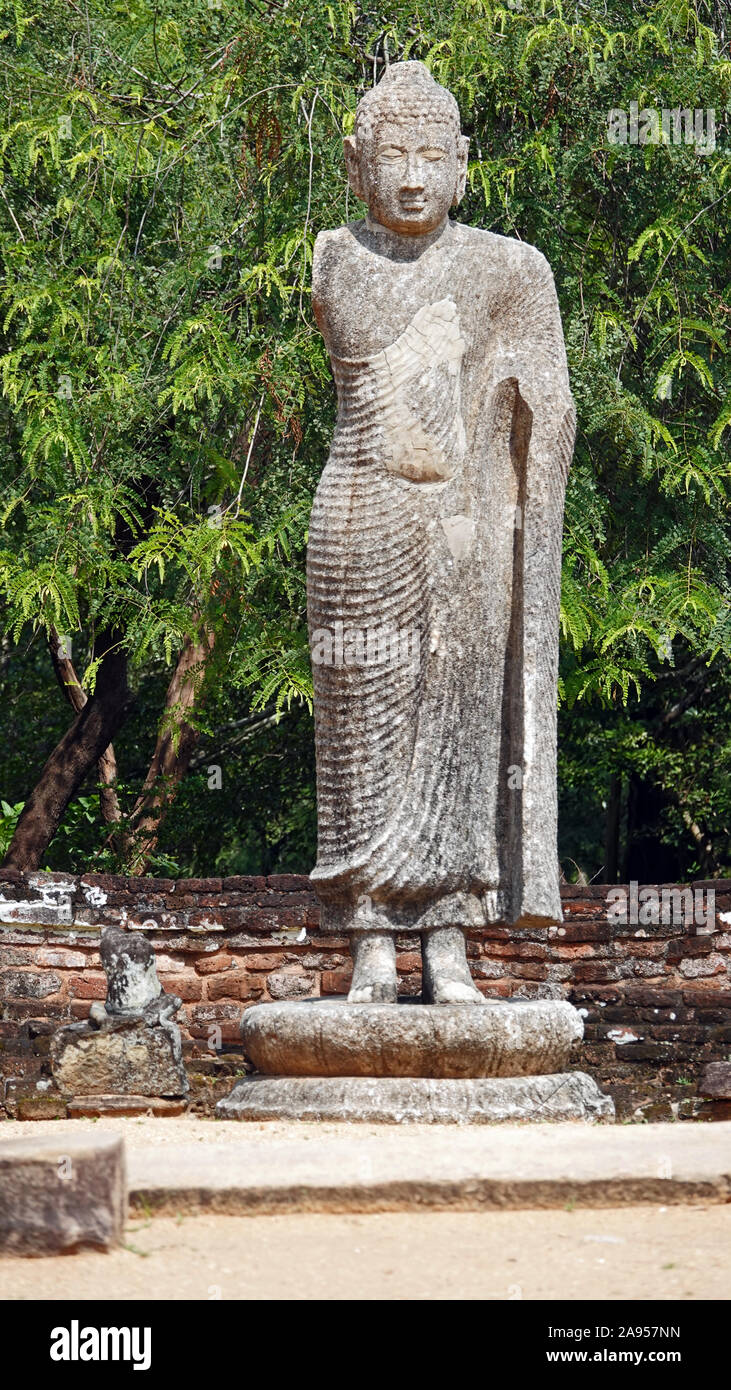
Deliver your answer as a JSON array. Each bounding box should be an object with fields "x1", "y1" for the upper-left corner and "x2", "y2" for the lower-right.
[
  {"x1": 107, "y1": 1115, "x2": 731, "y2": 1215},
  {"x1": 5, "y1": 1118, "x2": 730, "y2": 1231}
]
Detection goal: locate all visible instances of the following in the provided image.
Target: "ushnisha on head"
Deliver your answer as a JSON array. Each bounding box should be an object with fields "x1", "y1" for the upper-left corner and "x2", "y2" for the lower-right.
[{"x1": 344, "y1": 61, "x2": 470, "y2": 237}]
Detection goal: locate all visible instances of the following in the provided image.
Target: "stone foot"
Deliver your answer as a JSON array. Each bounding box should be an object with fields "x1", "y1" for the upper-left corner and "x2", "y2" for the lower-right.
[
  {"x1": 348, "y1": 932, "x2": 398, "y2": 1004},
  {"x1": 421, "y1": 927, "x2": 484, "y2": 1005}
]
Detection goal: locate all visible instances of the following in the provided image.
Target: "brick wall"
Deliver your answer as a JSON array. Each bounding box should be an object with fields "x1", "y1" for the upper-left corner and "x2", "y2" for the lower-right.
[{"x1": 1, "y1": 871, "x2": 730, "y2": 1120}]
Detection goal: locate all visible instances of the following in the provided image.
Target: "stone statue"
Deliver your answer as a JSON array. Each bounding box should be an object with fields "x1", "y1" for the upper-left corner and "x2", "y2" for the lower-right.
[
  {"x1": 51, "y1": 927, "x2": 188, "y2": 1100},
  {"x1": 308, "y1": 61, "x2": 575, "y2": 1006}
]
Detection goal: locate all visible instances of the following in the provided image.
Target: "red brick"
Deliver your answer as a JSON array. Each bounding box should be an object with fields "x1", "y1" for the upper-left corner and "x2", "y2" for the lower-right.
[
  {"x1": 188, "y1": 1003, "x2": 242, "y2": 1042},
  {"x1": 397, "y1": 972, "x2": 421, "y2": 996},
  {"x1": 623, "y1": 986, "x2": 683, "y2": 1007},
  {"x1": 69, "y1": 1000, "x2": 93, "y2": 1019},
  {"x1": 266, "y1": 874, "x2": 311, "y2": 891},
  {"x1": 0, "y1": 970, "x2": 63, "y2": 1000},
  {"x1": 222, "y1": 876, "x2": 267, "y2": 892},
  {"x1": 195, "y1": 953, "x2": 234, "y2": 975},
  {"x1": 560, "y1": 885, "x2": 611, "y2": 900},
  {"x1": 552, "y1": 923, "x2": 612, "y2": 942},
  {"x1": 163, "y1": 974, "x2": 203, "y2": 1001},
  {"x1": 321, "y1": 970, "x2": 352, "y2": 995},
  {"x1": 69, "y1": 974, "x2": 107, "y2": 1000},
  {"x1": 624, "y1": 941, "x2": 669, "y2": 958},
  {"x1": 242, "y1": 953, "x2": 282, "y2": 971},
  {"x1": 510, "y1": 963, "x2": 548, "y2": 980},
  {"x1": 488, "y1": 942, "x2": 548, "y2": 961},
  {"x1": 572, "y1": 962, "x2": 622, "y2": 983},
  {"x1": 207, "y1": 973, "x2": 265, "y2": 1002},
  {"x1": 549, "y1": 942, "x2": 598, "y2": 959},
  {"x1": 477, "y1": 978, "x2": 514, "y2": 997},
  {"x1": 396, "y1": 952, "x2": 421, "y2": 972},
  {"x1": 207, "y1": 974, "x2": 243, "y2": 1002}
]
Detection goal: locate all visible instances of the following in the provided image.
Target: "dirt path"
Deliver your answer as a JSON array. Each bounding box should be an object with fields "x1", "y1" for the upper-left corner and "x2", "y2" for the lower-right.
[{"x1": 1, "y1": 1205, "x2": 728, "y2": 1300}]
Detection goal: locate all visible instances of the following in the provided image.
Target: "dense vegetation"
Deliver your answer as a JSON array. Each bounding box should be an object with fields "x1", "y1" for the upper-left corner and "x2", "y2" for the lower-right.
[{"x1": 0, "y1": 0, "x2": 729, "y2": 881}]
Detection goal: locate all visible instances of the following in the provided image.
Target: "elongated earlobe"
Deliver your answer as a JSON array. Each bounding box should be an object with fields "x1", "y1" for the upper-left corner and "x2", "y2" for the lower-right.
[
  {"x1": 344, "y1": 136, "x2": 367, "y2": 202},
  {"x1": 453, "y1": 135, "x2": 470, "y2": 206}
]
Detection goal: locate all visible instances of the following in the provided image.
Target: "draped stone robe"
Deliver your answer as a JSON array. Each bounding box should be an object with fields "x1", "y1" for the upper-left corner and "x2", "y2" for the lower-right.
[{"x1": 308, "y1": 218, "x2": 575, "y2": 933}]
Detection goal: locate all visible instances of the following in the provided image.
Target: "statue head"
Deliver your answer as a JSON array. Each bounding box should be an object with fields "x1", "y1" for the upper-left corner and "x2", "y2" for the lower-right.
[{"x1": 344, "y1": 61, "x2": 470, "y2": 236}]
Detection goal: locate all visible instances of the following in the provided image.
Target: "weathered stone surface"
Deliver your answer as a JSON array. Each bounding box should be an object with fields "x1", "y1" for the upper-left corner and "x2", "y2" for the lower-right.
[
  {"x1": 0, "y1": 1131, "x2": 126, "y2": 1254},
  {"x1": 241, "y1": 998, "x2": 584, "y2": 1078},
  {"x1": 68, "y1": 1095, "x2": 187, "y2": 1118},
  {"x1": 699, "y1": 1061, "x2": 731, "y2": 1100},
  {"x1": 51, "y1": 1016, "x2": 188, "y2": 1097},
  {"x1": 15, "y1": 1094, "x2": 68, "y2": 1121},
  {"x1": 217, "y1": 1072, "x2": 613, "y2": 1124},
  {"x1": 306, "y1": 61, "x2": 575, "y2": 1005},
  {"x1": 308, "y1": 65, "x2": 574, "y2": 936},
  {"x1": 101, "y1": 924, "x2": 162, "y2": 1012},
  {"x1": 49, "y1": 924, "x2": 189, "y2": 1099}
]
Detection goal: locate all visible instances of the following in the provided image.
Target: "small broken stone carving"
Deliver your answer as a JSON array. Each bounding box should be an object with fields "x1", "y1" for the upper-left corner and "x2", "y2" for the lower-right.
[
  {"x1": 51, "y1": 926, "x2": 188, "y2": 1099},
  {"x1": 98, "y1": 924, "x2": 162, "y2": 1014},
  {"x1": 308, "y1": 61, "x2": 576, "y2": 1004}
]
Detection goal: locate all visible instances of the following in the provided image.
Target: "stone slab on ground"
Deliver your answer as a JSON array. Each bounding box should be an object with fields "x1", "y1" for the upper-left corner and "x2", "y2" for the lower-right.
[
  {"x1": 67, "y1": 1095, "x2": 188, "y2": 1118},
  {"x1": 0, "y1": 1131, "x2": 126, "y2": 1255},
  {"x1": 5, "y1": 1116, "x2": 729, "y2": 1215},
  {"x1": 217, "y1": 1070, "x2": 611, "y2": 1123},
  {"x1": 241, "y1": 998, "x2": 584, "y2": 1077}
]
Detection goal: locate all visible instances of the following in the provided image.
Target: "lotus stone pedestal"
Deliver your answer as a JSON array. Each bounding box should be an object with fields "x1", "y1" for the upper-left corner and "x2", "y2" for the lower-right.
[{"x1": 217, "y1": 999, "x2": 614, "y2": 1124}]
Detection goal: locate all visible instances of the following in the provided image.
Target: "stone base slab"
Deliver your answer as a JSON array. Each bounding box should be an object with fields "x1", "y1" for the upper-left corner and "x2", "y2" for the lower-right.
[
  {"x1": 217, "y1": 1072, "x2": 614, "y2": 1124},
  {"x1": 241, "y1": 997, "x2": 584, "y2": 1078},
  {"x1": 0, "y1": 1131, "x2": 126, "y2": 1254},
  {"x1": 67, "y1": 1095, "x2": 188, "y2": 1119}
]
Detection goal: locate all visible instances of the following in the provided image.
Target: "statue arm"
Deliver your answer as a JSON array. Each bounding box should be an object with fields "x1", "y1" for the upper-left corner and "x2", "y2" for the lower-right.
[
  {"x1": 483, "y1": 244, "x2": 575, "y2": 924},
  {"x1": 312, "y1": 228, "x2": 343, "y2": 344},
  {"x1": 517, "y1": 251, "x2": 575, "y2": 923}
]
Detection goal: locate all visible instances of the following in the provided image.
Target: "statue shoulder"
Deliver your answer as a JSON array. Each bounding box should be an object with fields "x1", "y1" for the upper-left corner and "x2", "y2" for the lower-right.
[
  {"x1": 312, "y1": 223, "x2": 365, "y2": 322},
  {"x1": 455, "y1": 223, "x2": 555, "y2": 285},
  {"x1": 313, "y1": 222, "x2": 363, "y2": 273}
]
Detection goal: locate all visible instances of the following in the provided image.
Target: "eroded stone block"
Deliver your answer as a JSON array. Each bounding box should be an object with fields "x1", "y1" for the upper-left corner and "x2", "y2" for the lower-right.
[{"x1": 0, "y1": 1132, "x2": 126, "y2": 1254}]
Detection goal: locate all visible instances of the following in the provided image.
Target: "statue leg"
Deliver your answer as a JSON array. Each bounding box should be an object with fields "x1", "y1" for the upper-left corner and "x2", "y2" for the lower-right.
[
  {"x1": 348, "y1": 931, "x2": 398, "y2": 1004},
  {"x1": 421, "y1": 927, "x2": 484, "y2": 1005}
]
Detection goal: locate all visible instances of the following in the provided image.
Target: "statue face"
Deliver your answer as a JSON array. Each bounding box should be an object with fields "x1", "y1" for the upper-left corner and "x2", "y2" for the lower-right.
[{"x1": 348, "y1": 117, "x2": 464, "y2": 236}]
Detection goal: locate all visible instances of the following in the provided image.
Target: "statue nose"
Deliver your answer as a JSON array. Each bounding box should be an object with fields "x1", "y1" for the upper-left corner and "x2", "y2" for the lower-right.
[{"x1": 402, "y1": 156, "x2": 425, "y2": 189}]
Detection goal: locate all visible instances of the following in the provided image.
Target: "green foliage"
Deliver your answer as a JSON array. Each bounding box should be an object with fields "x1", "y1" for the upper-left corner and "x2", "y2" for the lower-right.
[{"x1": 0, "y1": 0, "x2": 729, "y2": 878}]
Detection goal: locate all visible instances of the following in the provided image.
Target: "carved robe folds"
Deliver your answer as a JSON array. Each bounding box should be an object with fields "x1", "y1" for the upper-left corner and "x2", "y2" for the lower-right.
[{"x1": 308, "y1": 219, "x2": 575, "y2": 933}]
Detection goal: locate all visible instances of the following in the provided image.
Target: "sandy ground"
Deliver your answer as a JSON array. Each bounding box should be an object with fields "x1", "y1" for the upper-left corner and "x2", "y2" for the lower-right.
[{"x1": 0, "y1": 1205, "x2": 728, "y2": 1300}]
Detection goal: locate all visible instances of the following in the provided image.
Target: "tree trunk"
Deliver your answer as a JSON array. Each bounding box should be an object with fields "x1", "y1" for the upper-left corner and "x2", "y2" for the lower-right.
[
  {"x1": 48, "y1": 628, "x2": 123, "y2": 829},
  {"x1": 603, "y1": 774, "x2": 622, "y2": 884},
  {"x1": 123, "y1": 630, "x2": 214, "y2": 875},
  {"x1": 2, "y1": 630, "x2": 132, "y2": 872}
]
